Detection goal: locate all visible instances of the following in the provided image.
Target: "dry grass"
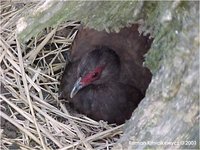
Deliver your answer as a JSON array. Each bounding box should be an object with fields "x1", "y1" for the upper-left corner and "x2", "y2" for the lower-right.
[{"x1": 0, "y1": 1, "x2": 123, "y2": 150}]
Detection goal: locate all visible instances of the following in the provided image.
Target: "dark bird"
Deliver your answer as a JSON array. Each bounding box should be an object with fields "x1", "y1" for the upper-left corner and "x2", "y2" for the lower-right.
[{"x1": 59, "y1": 24, "x2": 153, "y2": 124}]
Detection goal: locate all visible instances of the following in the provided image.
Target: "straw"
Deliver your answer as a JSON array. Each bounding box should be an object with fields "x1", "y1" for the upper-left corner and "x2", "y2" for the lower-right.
[{"x1": 1, "y1": 1, "x2": 123, "y2": 149}]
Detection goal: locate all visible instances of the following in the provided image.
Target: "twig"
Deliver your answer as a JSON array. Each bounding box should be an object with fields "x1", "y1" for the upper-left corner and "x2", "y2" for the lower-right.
[
  {"x1": 0, "y1": 95, "x2": 63, "y2": 148},
  {"x1": 59, "y1": 124, "x2": 123, "y2": 150},
  {"x1": 24, "y1": 27, "x2": 57, "y2": 61},
  {"x1": 16, "y1": 36, "x2": 47, "y2": 150},
  {"x1": 0, "y1": 111, "x2": 41, "y2": 145},
  {"x1": 60, "y1": 103, "x2": 94, "y2": 150}
]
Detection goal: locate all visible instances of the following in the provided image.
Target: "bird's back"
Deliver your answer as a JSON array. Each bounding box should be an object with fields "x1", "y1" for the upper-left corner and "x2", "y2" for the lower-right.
[
  {"x1": 70, "y1": 24, "x2": 152, "y2": 94},
  {"x1": 70, "y1": 82, "x2": 143, "y2": 124},
  {"x1": 59, "y1": 24, "x2": 153, "y2": 124}
]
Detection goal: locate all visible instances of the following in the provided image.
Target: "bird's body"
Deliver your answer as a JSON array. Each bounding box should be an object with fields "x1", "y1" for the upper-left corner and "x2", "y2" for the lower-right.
[{"x1": 59, "y1": 24, "x2": 152, "y2": 124}]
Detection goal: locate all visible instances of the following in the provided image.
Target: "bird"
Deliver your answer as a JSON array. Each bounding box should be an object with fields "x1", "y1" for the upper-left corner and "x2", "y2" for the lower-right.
[{"x1": 58, "y1": 24, "x2": 153, "y2": 124}]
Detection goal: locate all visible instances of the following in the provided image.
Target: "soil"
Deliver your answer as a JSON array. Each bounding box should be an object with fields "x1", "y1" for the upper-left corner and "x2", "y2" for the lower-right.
[{"x1": 1, "y1": 85, "x2": 19, "y2": 139}]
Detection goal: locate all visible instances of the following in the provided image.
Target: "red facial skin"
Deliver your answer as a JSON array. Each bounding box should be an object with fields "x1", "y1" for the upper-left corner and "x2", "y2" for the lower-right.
[{"x1": 81, "y1": 65, "x2": 106, "y2": 86}]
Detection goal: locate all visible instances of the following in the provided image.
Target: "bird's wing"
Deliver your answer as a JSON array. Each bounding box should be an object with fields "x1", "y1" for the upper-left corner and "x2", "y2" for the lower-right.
[{"x1": 70, "y1": 24, "x2": 152, "y2": 94}]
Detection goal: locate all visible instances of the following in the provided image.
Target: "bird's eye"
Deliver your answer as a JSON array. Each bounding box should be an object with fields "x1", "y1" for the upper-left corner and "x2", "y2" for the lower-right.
[{"x1": 92, "y1": 72, "x2": 98, "y2": 78}]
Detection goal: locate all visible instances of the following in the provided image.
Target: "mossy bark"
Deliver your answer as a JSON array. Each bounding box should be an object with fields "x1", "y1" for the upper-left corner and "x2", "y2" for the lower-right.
[{"x1": 17, "y1": 1, "x2": 199, "y2": 149}]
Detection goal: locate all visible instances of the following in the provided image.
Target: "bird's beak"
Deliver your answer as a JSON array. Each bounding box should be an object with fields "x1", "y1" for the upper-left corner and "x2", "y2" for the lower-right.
[{"x1": 70, "y1": 77, "x2": 83, "y2": 98}]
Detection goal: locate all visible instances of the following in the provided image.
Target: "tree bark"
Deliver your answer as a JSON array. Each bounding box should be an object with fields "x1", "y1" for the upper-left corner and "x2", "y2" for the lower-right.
[{"x1": 16, "y1": 1, "x2": 199, "y2": 149}]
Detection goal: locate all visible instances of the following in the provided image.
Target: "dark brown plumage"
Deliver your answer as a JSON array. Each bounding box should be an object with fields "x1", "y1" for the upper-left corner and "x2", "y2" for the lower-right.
[{"x1": 59, "y1": 24, "x2": 152, "y2": 124}]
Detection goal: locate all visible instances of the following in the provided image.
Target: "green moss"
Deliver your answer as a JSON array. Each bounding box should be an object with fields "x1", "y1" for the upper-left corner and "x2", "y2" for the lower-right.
[
  {"x1": 18, "y1": 1, "x2": 198, "y2": 76},
  {"x1": 144, "y1": 1, "x2": 188, "y2": 73}
]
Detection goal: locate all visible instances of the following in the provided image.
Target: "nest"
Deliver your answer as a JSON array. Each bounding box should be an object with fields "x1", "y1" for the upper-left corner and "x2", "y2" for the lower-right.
[{"x1": 0, "y1": 1, "x2": 123, "y2": 150}]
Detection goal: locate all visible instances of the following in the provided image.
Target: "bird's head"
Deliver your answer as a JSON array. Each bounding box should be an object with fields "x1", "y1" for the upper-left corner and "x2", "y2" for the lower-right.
[{"x1": 70, "y1": 46, "x2": 120, "y2": 98}]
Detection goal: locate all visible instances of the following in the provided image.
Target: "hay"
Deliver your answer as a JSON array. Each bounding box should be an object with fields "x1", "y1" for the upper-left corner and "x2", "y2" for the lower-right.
[{"x1": 0, "y1": 1, "x2": 123, "y2": 149}]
